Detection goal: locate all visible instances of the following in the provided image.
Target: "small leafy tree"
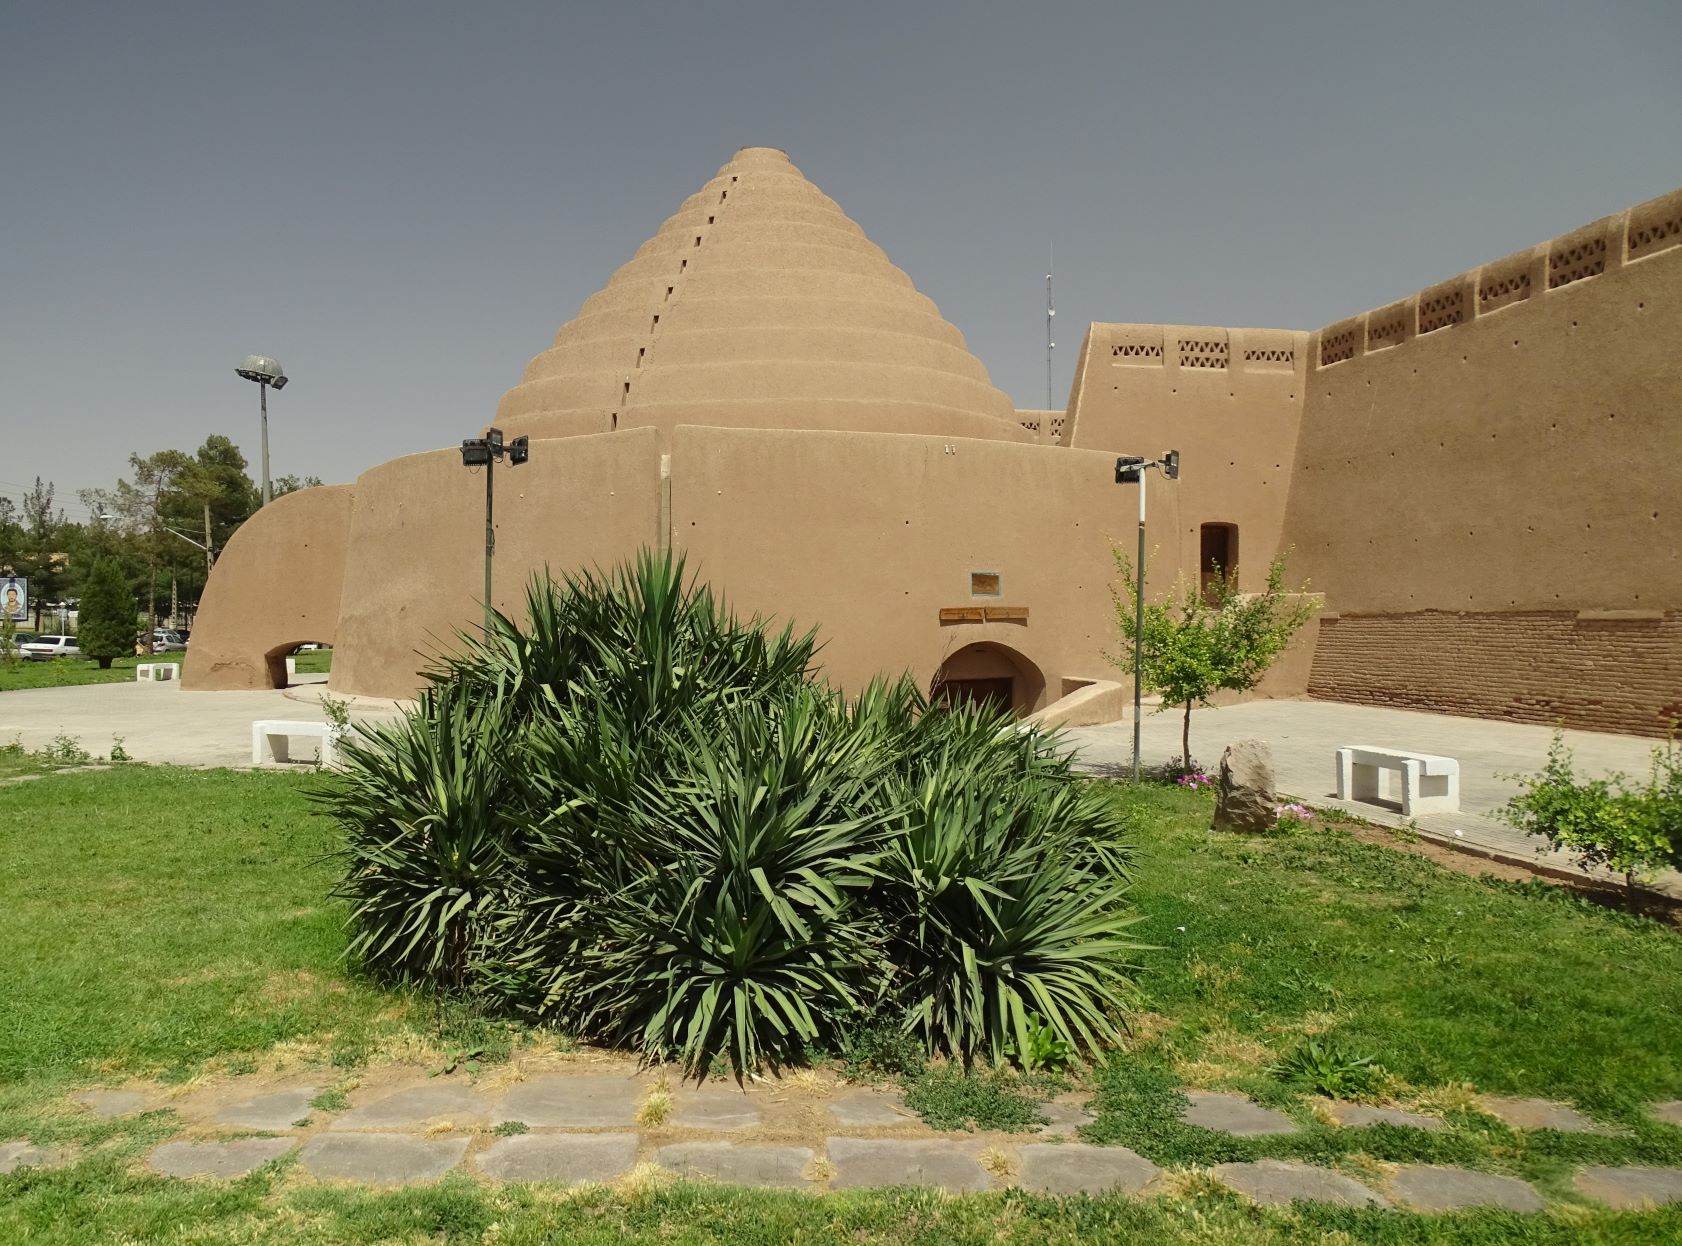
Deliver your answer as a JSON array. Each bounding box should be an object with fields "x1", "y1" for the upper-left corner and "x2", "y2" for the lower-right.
[
  {"x1": 1501, "y1": 731, "x2": 1681, "y2": 887},
  {"x1": 76, "y1": 556, "x2": 135, "y2": 669},
  {"x1": 1111, "y1": 553, "x2": 1317, "y2": 766}
]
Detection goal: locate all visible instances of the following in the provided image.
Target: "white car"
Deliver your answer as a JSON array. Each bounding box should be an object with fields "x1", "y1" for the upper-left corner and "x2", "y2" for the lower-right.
[
  {"x1": 20, "y1": 635, "x2": 80, "y2": 661},
  {"x1": 151, "y1": 630, "x2": 188, "y2": 652}
]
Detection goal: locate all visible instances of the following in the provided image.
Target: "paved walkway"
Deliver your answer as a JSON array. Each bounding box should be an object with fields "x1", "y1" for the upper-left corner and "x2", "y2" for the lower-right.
[
  {"x1": 3, "y1": 682, "x2": 1676, "y2": 895},
  {"x1": 6, "y1": 1069, "x2": 1679, "y2": 1212},
  {"x1": 0, "y1": 678, "x2": 405, "y2": 767},
  {"x1": 1063, "y1": 699, "x2": 1682, "y2": 898}
]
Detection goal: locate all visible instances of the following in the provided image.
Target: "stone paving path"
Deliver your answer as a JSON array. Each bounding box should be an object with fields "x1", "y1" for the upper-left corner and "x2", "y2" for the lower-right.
[{"x1": 7, "y1": 1070, "x2": 1681, "y2": 1212}]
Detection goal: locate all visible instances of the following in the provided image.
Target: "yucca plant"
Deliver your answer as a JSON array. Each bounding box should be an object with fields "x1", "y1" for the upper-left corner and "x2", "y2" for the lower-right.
[
  {"x1": 551, "y1": 691, "x2": 893, "y2": 1070},
  {"x1": 316, "y1": 682, "x2": 524, "y2": 987},
  {"x1": 873, "y1": 699, "x2": 1144, "y2": 1066},
  {"x1": 322, "y1": 549, "x2": 1146, "y2": 1075}
]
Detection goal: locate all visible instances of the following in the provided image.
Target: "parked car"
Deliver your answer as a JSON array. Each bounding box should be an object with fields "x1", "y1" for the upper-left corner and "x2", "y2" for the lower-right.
[
  {"x1": 1, "y1": 632, "x2": 33, "y2": 661},
  {"x1": 151, "y1": 630, "x2": 188, "y2": 652},
  {"x1": 19, "y1": 635, "x2": 80, "y2": 661}
]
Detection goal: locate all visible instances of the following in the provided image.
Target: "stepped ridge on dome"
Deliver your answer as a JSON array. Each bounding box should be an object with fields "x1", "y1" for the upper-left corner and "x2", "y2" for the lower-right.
[{"x1": 493, "y1": 146, "x2": 1028, "y2": 445}]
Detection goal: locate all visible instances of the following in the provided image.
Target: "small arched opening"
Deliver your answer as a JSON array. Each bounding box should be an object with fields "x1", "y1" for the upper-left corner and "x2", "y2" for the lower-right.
[
  {"x1": 931, "y1": 642, "x2": 1046, "y2": 716},
  {"x1": 263, "y1": 641, "x2": 334, "y2": 689}
]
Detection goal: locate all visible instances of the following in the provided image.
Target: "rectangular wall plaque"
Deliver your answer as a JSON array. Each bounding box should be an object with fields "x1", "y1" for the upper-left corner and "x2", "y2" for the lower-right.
[
  {"x1": 939, "y1": 606, "x2": 1028, "y2": 624},
  {"x1": 970, "y1": 571, "x2": 1001, "y2": 597}
]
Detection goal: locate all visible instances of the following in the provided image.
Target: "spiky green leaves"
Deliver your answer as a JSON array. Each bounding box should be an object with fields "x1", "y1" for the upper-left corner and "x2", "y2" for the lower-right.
[{"x1": 318, "y1": 551, "x2": 1145, "y2": 1074}]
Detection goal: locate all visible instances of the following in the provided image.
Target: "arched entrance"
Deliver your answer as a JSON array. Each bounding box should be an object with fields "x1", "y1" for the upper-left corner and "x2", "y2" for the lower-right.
[
  {"x1": 931, "y1": 643, "x2": 1046, "y2": 715},
  {"x1": 262, "y1": 641, "x2": 333, "y2": 689}
]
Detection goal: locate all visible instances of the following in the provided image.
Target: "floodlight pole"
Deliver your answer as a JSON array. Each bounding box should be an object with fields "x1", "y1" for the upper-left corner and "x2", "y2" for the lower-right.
[
  {"x1": 259, "y1": 381, "x2": 272, "y2": 507},
  {"x1": 483, "y1": 435, "x2": 496, "y2": 636},
  {"x1": 1116, "y1": 451, "x2": 1180, "y2": 781},
  {"x1": 1134, "y1": 478, "x2": 1146, "y2": 781},
  {"x1": 460, "y1": 428, "x2": 527, "y2": 638}
]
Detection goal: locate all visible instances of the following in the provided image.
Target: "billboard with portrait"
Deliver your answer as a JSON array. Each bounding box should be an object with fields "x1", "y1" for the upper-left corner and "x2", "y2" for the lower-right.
[{"x1": 3, "y1": 577, "x2": 27, "y2": 625}]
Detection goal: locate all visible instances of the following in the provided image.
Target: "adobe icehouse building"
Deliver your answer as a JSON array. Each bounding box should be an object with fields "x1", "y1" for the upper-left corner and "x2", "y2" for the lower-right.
[{"x1": 186, "y1": 147, "x2": 1682, "y2": 737}]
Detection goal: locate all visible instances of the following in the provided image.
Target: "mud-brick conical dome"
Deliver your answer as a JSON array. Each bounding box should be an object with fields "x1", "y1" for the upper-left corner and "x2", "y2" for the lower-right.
[{"x1": 495, "y1": 147, "x2": 1030, "y2": 444}]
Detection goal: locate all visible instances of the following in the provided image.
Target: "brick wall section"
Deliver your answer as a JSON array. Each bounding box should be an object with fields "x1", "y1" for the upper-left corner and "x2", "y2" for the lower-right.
[{"x1": 1308, "y1": 611, "x2": 1682, "y2": 738}]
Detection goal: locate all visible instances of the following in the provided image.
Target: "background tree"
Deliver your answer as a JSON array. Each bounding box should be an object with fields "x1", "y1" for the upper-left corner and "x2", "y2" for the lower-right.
[
  {"x1": 0, "y1": 496, "x2": 22, "y2": 574},
  {"x1": 75, "y1": 556, "x2": 135, "y2": 669},
  {"x1": 1112, "y1": 553, "x2": 1318, "y2": 768},
  {"x1": 272, "y1": 472, "x2": 324, "y2": 498},
  {"x1": 19, "y1": 478, "x2": 65, "y2": 631}
]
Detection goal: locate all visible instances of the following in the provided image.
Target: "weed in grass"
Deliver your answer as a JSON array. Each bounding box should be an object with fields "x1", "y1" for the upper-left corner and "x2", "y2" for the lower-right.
[
  {"x1": 977, "y1": 1145, "x2": 1015, "y2": 1180},
  {"x1": 839, "y1": 1016, "x2": 926, "y2": 1083},
  {"x1": 1005, "y1": 1013, "x2": 1076, "y2": 1075},
  {"x1": 637, "y1": 1079, "x2": 673, "y2": 1127},
  {"x1": 108, "y1": 736, "x2": 130, "y2": 763},
  {"x1": 491, "y1": 1120, "x2": 529, "y2": 1137},
  {"x1": 805, "y1": 1155, "x2": 836, "y2": 1183},
  {"x1": 42, "y1": 734, "x2": 90, "y2": 764},
  {"x1": 902, "y1": 1066, "x2": 1056, "y2": 1133},
  {"x1": 1272, "y1": 1039, "x2": 1388, "y2": 1102},
  {"x1": 310, "y1": 1089, "x2": 350, "y2": 1113}
]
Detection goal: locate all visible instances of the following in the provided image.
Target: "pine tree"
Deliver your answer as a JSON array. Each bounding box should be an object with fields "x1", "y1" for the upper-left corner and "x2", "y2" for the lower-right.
[{"x1": 76, "y1": 556, "x2": 135, "y2": 670}]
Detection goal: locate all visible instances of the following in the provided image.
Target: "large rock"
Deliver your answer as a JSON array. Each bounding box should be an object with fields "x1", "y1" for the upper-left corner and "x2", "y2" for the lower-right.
[{"x1": 1213, "y1": 739, "x2": 1276, "y2": 833}]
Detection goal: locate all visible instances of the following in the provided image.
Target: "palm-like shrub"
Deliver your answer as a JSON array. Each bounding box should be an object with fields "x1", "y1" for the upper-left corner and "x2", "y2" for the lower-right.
[
  {"x1": 318, "y1": 550, "x2": 1144, "y2": 1074},
  {"x1": 320, "y1": 682, "x2": 523, "y2": 987}
]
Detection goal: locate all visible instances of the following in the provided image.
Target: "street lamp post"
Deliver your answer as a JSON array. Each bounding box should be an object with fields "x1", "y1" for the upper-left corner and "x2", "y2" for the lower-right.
[
  {"x1": 1114, "y1": 449, "x2": 1181, "y2": 781},
  {"x1": 235, "y1": 355, "x2": 289, "y2": 506},
  {"x1": 459, "y1": 427, "x2": 530, "y2": 634}
]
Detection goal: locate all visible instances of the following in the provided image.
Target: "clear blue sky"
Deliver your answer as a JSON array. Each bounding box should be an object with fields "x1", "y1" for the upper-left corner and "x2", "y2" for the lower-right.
[{"x1": 4, "y1": 0, "x2": 1679, "y2": 515}]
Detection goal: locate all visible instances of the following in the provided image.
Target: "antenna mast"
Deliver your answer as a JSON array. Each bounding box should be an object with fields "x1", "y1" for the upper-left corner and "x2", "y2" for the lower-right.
[{"x1": 1045, "y1": 245, "x2": 1056, "y2": 411}]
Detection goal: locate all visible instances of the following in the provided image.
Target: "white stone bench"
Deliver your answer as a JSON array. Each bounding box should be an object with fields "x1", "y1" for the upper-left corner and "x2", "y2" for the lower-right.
[
  {"x1": 252, "y1": 719, "x2": 336, "y2": 767},
  {"x1": 135, "y1": 663, "x2": 177, "y2": 682},
  {"x1": 1335, "y1": 745, "x2": 1460, "y2": 816}
]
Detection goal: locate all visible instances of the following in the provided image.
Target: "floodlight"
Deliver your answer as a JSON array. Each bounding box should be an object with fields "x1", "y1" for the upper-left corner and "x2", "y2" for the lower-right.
[
  {"x1": 1163, "y1": 450, "x2": 1181, "y2": 480},
  {"x1": 509, "y1": 436, "x2": 529, "y2": 465},
  {"x1": 460, "y1": 439, "x2": 491, "y2": 467},
  {"x1": 235, "y1": 355, "x2": 288, "y2": 389},
  {"x1": 1115, "y1": 455, "x2": 1145, "y2": 485}
]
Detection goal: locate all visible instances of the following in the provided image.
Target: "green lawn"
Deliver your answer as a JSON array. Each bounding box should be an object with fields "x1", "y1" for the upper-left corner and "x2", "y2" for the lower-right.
[
  {"x1": 291, "y1": 647, "x2": 333, "y2": 675},
  {"x1": 1086, "y1": 784, "x2": 1682, "y2": 1192},
  {"x1": 1, "y1": 768, "x2": 1679, "y2": 1243},
  {"x1": 0, "y1": 647, "x2": 330, "y2": 693},
  {"x1": 0, "y1": 654, "x2": 180, "y2": 691}
]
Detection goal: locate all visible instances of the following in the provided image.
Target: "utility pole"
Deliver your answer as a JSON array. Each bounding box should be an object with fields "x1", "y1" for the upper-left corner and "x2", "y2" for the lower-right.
[{"x1": 203, "y1": 500, "x2": 214, "y2": 577}]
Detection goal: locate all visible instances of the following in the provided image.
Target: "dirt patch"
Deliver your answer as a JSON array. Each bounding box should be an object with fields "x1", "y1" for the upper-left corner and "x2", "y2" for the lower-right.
[
  {"x1": 1336, "y1": 822, "x2": 1682, "y2": 927},
  {"x1": 258, "y1": 970, "x2": 346, "y2": 1008}
]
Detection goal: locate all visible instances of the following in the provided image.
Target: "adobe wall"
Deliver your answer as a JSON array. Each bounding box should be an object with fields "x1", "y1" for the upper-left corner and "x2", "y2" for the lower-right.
[
  {"x1": 1063, "y1": 323, "x2": 1309, "y2": 597},
  {"x1": 668, "y1": 426, "x2": 1146, "y2": 709},
  {"x1": 1311, "y1": 610, "x2": 1682, "y2": 736},
  {"x1": 1284, "y1": 187, "x2": 1682, "y2": 735},
  {"x1": 182, "y1": 485, "x2": 355, "y2": 690},
  {"x1": 330, "y1": 428, "x2": 663, "y2": 699}
]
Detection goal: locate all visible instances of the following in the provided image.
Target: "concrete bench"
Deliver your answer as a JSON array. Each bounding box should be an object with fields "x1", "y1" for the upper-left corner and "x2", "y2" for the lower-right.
[
  {"x1": 135, "y1": 663, "x2": 177, "y2": 682},
  {"x1": 1335, "y1": 745, "x2": 1460, "y2": 816},
  {"x1": 252, "y1": 720, "x2": 336, "y2": 767}
]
